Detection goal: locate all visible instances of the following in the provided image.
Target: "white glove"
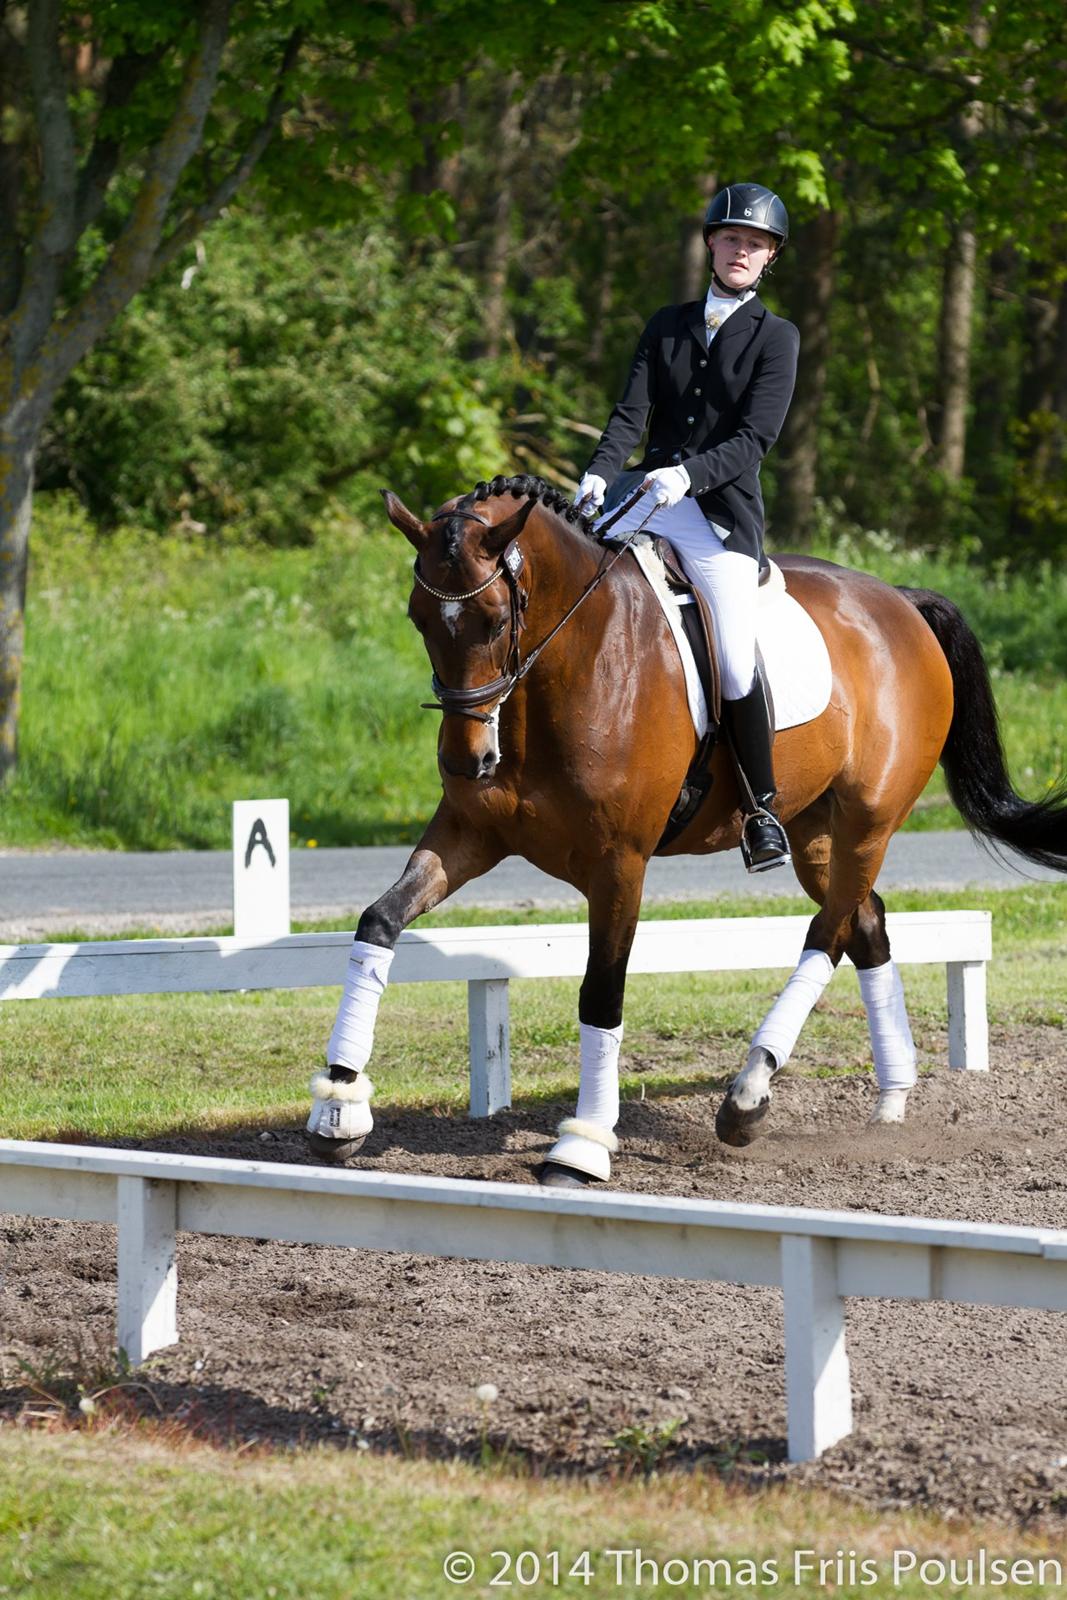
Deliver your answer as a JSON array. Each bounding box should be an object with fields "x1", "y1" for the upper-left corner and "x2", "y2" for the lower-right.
[
  {"x1": 575, "y1": 472, "x2": 607, "y2": 516},
  {"x1": 641, "y1": 465, "x2": 691, "y2": 508}
]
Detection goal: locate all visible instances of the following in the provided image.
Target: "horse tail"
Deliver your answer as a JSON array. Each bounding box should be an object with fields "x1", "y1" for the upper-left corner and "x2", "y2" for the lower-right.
[{"x1": 897, "y1": 586, "x2": 1067, "y2": 871}]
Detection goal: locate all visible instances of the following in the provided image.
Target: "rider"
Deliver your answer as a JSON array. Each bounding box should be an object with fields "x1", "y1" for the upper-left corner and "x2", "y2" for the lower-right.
[{"x1": 576, "y1": 182, "x2": 798, "y2": 871}]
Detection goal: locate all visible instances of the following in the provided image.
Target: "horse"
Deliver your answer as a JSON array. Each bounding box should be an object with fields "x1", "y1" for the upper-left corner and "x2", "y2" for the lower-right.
[{"x1": 305, "y1": 472, "x2": 1067, "y2": 1186}]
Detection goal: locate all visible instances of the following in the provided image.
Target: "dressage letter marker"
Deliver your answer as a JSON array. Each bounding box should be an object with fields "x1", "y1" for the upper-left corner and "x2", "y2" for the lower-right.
[{"x1": 232, "y1": 799, "x2": 290, "y2": 940}]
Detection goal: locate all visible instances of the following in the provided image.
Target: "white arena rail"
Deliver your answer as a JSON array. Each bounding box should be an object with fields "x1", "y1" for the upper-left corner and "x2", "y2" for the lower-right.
[
  {"x1": 0, "y1": 1138, "x2": 1062, "y2": 1463},
  {"x1": 0, "y1": 911, "x2": 991, "y2": 1116}
]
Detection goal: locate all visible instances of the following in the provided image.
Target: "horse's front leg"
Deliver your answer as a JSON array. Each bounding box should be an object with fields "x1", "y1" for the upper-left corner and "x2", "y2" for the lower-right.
[
  {"x1": 307, "y1": 803, "x2": 504, "y2": 1163},
  {"x1": 540, "y1": 850, "x2": 648, "y2": 1188}
]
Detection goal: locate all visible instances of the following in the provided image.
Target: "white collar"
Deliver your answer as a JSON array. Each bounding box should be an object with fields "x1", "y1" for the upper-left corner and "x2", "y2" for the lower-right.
[{"x1": 704, "y1": 283, "x2": 754, "y2": 338}]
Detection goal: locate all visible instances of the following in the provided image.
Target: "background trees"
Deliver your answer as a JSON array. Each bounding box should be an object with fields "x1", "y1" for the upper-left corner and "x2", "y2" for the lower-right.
[{"x1": 5, "y1": 0, "x2": 1067, "y2": 783}]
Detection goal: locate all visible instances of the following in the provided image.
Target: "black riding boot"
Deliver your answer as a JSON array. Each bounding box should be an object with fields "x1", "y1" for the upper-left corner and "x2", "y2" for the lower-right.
[{"x1": 722, "y1": 679, "x2": 792, "y2": 873}]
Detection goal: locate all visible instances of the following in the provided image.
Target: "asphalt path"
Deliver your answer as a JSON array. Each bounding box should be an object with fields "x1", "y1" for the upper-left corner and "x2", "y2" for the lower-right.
[{"x1": 0, "y1": 831, "x2": 1058, "y2": 939}]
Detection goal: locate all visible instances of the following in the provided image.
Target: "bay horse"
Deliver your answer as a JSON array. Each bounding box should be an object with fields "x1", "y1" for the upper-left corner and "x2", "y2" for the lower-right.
[{"x1": 306, "y1": 473, "x2": 1067, "y2": 1186}]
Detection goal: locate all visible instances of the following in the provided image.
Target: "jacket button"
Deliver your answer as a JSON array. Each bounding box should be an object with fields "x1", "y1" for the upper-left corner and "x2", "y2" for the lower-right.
[
  {"x1": 686, "y1": 415, "x2": 695, "y2": 424},
  {"x1": 694, "y1": 387, "x2": 702, "y2": 396},
  {"x1": 699, "y1": 359, "x2": 707, "y2": 368}
]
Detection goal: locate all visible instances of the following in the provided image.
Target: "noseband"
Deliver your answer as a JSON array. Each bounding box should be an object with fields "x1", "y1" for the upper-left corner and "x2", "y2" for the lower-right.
[{"x1": 413, "y1": 491, "x2": 654, "y2": 725}]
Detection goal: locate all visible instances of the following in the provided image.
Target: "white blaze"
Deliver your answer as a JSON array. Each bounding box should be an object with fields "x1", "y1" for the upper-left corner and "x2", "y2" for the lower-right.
[{"x1": 441, "y1": 600, "x2": 463, "y2": 637}]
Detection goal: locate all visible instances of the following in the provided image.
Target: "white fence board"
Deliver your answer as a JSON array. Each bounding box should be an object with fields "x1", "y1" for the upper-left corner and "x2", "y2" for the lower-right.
[
  {"x1": 1, "y1": 1139, "x2": 1065, "y2": 1464},
  {"x1": 0, "y1": 911, "x2": 993, "y2": 1116}
]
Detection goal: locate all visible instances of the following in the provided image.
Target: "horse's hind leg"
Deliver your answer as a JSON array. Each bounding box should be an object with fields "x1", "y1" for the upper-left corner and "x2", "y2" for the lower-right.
[
  {"x1": 716, "y1": 797, "x2": 835, "y2": 1146},
  {"x1": 844, "y1": 889, "x2": 917, "y2": 1124},
  {"x1": 307, "y1": 801, "x2": 504, "y2": 1163},
  {"x1": 539, "y1": 849, "x2": 647, "y2": 1189},
  {"x1": 717, "y1": 799, "x2": 918, "y2": 1145}
]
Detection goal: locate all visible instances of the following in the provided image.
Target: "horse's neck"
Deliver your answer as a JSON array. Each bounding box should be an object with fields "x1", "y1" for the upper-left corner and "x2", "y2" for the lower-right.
[{"x1": 527, "y1": 512, "x2": 605, "y2": 605}]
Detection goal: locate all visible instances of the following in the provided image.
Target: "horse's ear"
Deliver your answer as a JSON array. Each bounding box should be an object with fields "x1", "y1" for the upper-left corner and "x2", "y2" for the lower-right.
[
  {"x1": 381, "y1": 489, "x2": 429, "y2": 549},
  {"x1": 481, "y1": 495, "x2": 537, "y2": 556}
]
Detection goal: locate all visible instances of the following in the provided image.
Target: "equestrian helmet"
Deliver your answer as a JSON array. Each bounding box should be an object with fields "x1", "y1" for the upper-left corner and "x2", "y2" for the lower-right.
[{"x1": 703, "y1": 183, "x2": 789, "y2": 250}]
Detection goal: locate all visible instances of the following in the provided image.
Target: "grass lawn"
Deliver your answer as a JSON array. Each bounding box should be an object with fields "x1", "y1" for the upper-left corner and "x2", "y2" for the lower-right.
[
  {"x1": 0, "y1": 884, "x2": 1063, "y2": 1143},
  {"x1": 0, "y1": 1430, "x2": 1064, "y2": 1600}
]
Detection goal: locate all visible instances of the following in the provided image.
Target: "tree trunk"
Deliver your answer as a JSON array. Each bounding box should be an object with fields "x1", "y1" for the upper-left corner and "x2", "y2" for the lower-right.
[
  {"x1": 483, "y1": 73, "x2": 523, "y2": 360},
  {"x1": 934, "y1": 5, "x2": 985, "y2": 484},
  {"x1": 935, "y1": 223, "x2": 978, "y2": 480},
  {"x1": 773, "y1": 208, "x2": 838, "y2": 546},
  {"x1": 675, "y1": 172, "x2": 717, "y2": 304},
  {"x1": 970, "y1": 243, "x2": 1019, "y2": 500},
  {"x1": 0, "y1": 399, "x2": 43, "y2": 783},
  {"x1": 1009, "y1": 268, "x2": 1067, "y2": 543}
]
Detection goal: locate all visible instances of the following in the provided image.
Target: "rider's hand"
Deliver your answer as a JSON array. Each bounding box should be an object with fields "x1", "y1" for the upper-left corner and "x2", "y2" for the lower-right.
[
  {"x1": 642, "y1": 465, "x2": 691, "y2": 508},
  {"x1": 575, "y1": 472, "x2": 607, "y2": 517}
]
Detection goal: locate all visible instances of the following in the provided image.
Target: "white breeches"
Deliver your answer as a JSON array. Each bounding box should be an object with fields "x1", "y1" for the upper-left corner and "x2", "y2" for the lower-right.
[{"x1": 642, "y1": 499, "x2": 760, "y2": 701}]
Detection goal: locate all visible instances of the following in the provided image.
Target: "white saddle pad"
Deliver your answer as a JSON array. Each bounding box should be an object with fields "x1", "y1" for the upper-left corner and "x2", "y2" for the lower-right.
[{"x1": 613, "y1": 533, "x2": 832, "y2": 736}]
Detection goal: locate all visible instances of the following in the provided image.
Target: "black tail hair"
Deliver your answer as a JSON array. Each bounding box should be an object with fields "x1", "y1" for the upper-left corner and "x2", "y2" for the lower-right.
[{"x1": 899, "y1": 587, "x2": 1067, "y2": 872}]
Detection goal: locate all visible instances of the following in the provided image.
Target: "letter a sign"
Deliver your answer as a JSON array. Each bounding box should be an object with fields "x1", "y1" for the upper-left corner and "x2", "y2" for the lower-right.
[{"x1": 232, "y1": 798, "x2": 290, "y2": 939}]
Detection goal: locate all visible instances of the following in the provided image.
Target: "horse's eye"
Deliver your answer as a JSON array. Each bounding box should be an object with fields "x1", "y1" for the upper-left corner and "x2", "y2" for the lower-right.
[{"x1": 491, "y1": 619, "x2": 507, "y2": 641}]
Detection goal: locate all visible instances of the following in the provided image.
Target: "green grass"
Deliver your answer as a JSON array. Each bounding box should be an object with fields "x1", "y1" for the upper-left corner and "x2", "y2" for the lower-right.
[
  {"x1": 1, "y1": 1432, "x2": 1063, "y2": 1600},
  {"x1": 3, "y1": 496, "x2": 1065, "y2": 849},
  {"x1": 1, "y1": 885, "x2": 1063, "y2": 1143}
]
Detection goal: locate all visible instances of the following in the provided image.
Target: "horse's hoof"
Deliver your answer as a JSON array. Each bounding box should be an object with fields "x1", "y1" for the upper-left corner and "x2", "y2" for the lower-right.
[
  {"x1": 869, "y1": 1088, "x2": 909, "y2": 1125},
  {"x1": 305, "y1": 1131, "x2": 367, "y2": 1166},
  {"x1": 538, "y1": 1161, "x2": 600, "y2": 1189},
  {"x1": 715, "y1": 1093, "x2": 769, "y2": 1148}
]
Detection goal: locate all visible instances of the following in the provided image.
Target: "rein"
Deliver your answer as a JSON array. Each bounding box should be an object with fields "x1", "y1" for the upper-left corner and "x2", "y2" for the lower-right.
[{"x1": 415, "y1": 488, "x2": 656, "y2": 725}]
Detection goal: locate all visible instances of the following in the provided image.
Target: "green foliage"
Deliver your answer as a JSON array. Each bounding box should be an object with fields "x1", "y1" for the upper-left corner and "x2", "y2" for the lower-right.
[
  {"x1": 2, "y1": 500, "x2": 1063, "y2": 853},
  {"x1": 40, "y1": 212, "x2": 605, "y2": 536}
]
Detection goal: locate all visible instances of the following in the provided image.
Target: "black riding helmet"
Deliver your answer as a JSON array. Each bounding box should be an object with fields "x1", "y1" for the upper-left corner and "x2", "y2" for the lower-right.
[{"x1": 703, "y1": 183, "x2": 788, "y2": 294}]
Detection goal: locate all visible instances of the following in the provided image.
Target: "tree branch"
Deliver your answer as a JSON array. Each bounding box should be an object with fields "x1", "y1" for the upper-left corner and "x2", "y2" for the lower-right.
[
  {"x1": 835, "y1": 28, "x2": 1050, "y2": 132},
  {"x1": 152, "y1": 28, "x2": 304, "y2": 276},
  {"x1": 41, "y1": 0, "x2": 234, "y2": 393},
  {"x1": 75, "y1": 46, "x2": 169, "y2": 237}
]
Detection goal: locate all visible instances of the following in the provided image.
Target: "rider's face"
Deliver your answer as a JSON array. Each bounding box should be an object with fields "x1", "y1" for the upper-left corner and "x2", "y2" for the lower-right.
[{"x1": 708, "y1": 226, "x2": 776, "y2": 291}]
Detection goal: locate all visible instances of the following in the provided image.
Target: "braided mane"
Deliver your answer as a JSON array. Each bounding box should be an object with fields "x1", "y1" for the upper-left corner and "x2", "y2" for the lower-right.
[
  {"x1": 433, "y1": 474, "x2": 590, "y2": 563},
  {"x1": 464, "y1": 474, "x2": 586, "y2": 527}
]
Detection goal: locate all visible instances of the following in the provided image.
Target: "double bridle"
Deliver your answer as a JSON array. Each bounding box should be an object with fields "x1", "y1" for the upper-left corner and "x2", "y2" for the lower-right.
[{"x1": 413, "y1": 491, "x2": 654, "y2": 725}]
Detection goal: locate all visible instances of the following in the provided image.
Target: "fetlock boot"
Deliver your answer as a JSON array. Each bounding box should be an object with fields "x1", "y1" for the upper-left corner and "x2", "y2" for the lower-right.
[{"x1": 722, "y1": 679, "x2": 792, "y2": 873}]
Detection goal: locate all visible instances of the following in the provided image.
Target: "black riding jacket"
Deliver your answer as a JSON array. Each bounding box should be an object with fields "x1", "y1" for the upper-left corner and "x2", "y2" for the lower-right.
[{"x1": 585, "y1": 295, "x2": 800, "y2": 561}]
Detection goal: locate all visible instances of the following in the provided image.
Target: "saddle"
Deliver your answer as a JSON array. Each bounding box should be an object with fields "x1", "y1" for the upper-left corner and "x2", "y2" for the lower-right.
[{"x1": 646, "y1": 536, "x2": 774, "y2": 851}]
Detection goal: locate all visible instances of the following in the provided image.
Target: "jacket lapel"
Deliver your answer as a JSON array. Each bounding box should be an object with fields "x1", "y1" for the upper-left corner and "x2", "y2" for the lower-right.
[
  {"x1": 683, "y1": 300, "x2": 707, "y2": 357},
  {"x1": 712, "y1": 295, "x2": 763, "y2": 349}
]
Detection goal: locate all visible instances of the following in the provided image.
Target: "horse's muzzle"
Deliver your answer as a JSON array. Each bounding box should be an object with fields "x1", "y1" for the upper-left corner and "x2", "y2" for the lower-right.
[{"x1": 440, "y1": 746, "x2": 500, "y2": 781}]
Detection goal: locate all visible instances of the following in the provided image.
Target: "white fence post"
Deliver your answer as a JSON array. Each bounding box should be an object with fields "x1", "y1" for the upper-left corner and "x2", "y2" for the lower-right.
[
  {"x1": 781, "y1": 1234, "x2": 852, "y2": 1462},
  {"x1": 117, "y1": 1176, "x2": 179, "y2": 1364},
  {"x1": 947, "y1": 959, "x2": 989, "y2": 1071},
  {"x1": 467, "y1": 978, "x2": 511, "y2": 1117},
  {"x1": 232, "y1": 799, "x2": 290, "y2": 940}
]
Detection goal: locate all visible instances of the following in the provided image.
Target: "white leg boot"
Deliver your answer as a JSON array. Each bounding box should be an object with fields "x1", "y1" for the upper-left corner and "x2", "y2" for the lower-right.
[
  {"x1": 307, "y1": 940, "x2": 394, "y2": 1151},
  {"x1": 542, "y1": 1022, "x2": 623, "y2": 1185},
  {"x1": 717, "y1": 949, "x2": 835, "y2": 1145},
  {"x1": 859, "y1": 960, "x2": 917, "y2": 1125}
]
